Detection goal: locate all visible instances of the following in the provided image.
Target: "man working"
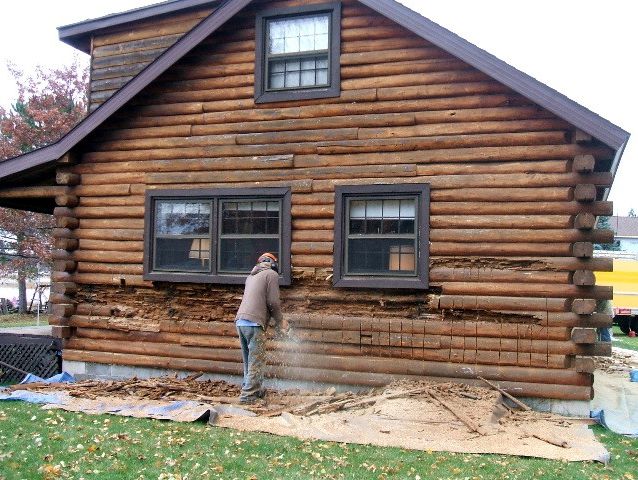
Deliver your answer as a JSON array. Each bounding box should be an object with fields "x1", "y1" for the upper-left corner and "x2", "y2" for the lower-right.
[{"x1": 235, "y1": 252, "x2": 288, "y2": 404}]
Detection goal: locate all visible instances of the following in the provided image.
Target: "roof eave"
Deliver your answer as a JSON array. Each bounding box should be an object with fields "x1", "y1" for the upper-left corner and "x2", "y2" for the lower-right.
[{"x1": 57, "y1": 0, "x2": 219, "y2": 53}]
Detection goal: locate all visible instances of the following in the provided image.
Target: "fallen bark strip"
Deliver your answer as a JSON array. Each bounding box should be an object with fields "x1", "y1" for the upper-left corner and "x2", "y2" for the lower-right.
[
  {"x1": 478, "y1": 376, "x2": 531, "y2": 411},
  {"x1": 428, "y1": 390, "x2": 489, "y2": 436}
]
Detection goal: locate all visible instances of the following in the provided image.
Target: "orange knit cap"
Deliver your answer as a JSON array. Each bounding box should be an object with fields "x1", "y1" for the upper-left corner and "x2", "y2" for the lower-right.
[{"x1": 258, "y1": 252, "x2": 278, "y2": 263}]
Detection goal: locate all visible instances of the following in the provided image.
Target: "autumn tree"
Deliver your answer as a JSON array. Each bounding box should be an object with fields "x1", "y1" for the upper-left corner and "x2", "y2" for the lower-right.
[{"x1": 0, "y1": 60, "x2": 88, "y2": 313}]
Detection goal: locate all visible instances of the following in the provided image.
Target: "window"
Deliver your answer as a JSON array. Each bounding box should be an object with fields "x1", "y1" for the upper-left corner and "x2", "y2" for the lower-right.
[
  {"x1": 254, "y1": 3, "x2": 341, "y2": 103},
  {"x1": 144, "y1": 188, "x2": 291, "y2": 285},
  {"x1": 333, "y1": 184, "x2": 430, "y2": 289}
]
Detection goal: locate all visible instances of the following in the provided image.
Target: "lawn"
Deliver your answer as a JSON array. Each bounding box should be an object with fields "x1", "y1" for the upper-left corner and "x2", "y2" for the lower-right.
[
  {"x1": 612, "y1": 325, "x2": 638, "y2": 353},
  {"x1": 0, "y1": 313, "x2": 49, "y2": 328},
  {"x1": 0, "y1": 402, "x2": 637, "y2": 479}
]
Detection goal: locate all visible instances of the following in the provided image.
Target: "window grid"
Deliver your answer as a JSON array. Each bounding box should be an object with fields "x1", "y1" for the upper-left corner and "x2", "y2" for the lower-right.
[
  {"x1": 345, "y1": 197, "x2": 418, "y2": 277},
  {"x1": 264, "y1": 13, "x2": 331, "y2": 92},
  {"x1": 144, "y1": 188, "x2": 291, "y2": 285}
]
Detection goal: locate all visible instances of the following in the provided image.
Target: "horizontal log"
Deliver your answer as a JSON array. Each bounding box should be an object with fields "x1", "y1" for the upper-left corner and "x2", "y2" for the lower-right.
[
  {"x1": 438, "y1": 295, "x2": 570, "y2": 312},
  {"x1": 312, "y1": 172, "x2": 613, "y2": 192},
  {"x1": 429, "y1": 229, "x2": 608, "y2": 244},
  {"x1": 429, "y1": 201, "x2": 613, "y2": 216},
  {"x1": 77, "y1": 262, "x2": 143, "y2": 275},
  {"x1": 431, "y1": 256, "x2": 613, "y2": 272},
  {"x1": 72, "y1": 273, "x2": 150, "y2": 287},
  {"x1": 52, "y1": 304, "x2": 76, "y2": 318},
  {"x1": 53, "y1": 260, "x2": 77, "y2": 273},
  {"x1": 441, "y1": 282, "x2": 611, "y2": 299},
  {"x1": 0, "y1": 186, "x2": 66, "y2": 198},
  {"x1": 430, "y1": 267, "x2": 569, "y2": 285},
  {"x1": 51, "y1": 282, "x2": 77, "y2": 296},
  {"x1": 72, "y1": 250, "x2": 143, "y2": 263},
  {"x1": 73, "y1": 184, "x2": 132, "y2": 197},
  {"x1": 79, "y1": 239, "x2": 144, "y2": 252},
  {"x1": 74, "y1": 228, "x2": 144, "y2": 241},
  {"x1": 51, "y1": 326, "x2": 73, "y2": 339},
  {"x1": 50, "y1": 293, "x2": 75, "y2": 305},
  {"x1": 73, "y1": 206, "x2": 144, "y2": 219}
]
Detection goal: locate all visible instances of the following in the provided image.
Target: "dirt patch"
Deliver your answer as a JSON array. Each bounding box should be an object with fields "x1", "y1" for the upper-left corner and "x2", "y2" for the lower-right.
[{"x1": 595, "y1": 348, "x2": 638, "y2": 374}]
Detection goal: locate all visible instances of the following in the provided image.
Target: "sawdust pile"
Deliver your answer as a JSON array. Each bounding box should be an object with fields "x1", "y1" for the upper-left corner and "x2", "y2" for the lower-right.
[{"x1": 595, "y1": 348, "x2": 638, "y2": 374}]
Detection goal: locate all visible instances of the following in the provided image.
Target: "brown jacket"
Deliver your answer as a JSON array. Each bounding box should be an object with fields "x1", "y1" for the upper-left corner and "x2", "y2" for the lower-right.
[{"x1": 235, "y1": 264, "x2": 283, "y2": 329}]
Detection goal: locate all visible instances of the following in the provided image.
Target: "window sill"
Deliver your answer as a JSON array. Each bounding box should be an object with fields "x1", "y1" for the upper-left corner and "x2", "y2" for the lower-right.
[
  {"x1": 255, "y1": 84, "x2": 340, "y2": 104},
  {"x1": 143, "y1": 272, "x2": 291, "y2": 286}
]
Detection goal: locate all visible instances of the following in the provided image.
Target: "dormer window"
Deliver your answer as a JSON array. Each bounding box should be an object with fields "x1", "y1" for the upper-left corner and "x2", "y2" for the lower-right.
[{"x1": 255, "y1": 3, "x2": 341, "y2": 103}]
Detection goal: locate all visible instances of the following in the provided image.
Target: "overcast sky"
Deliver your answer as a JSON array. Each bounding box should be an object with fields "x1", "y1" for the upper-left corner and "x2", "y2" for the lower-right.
[{"x1": 1, "y1": 1, "x2": 635, "y2": 214}]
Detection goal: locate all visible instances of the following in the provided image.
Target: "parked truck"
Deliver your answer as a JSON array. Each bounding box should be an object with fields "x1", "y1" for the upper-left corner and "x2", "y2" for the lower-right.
[{"x1": 596, "y1": 255, "x2": 638, "y2": 334}]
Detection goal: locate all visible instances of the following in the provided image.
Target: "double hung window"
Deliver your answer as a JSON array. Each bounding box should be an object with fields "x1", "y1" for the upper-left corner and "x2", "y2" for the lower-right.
[
  {"x1": 144, "y1": 188, "x2": 291, "y2": 284},
  {"x1": 255, "y1": 3, "x2": 341, "y2": 103},
  {"x1": 333, "y1": 184, "x2": 430, "y2": 289}
]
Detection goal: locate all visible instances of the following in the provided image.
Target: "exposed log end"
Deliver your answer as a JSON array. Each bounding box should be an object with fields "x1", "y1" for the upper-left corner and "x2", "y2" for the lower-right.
[
  {"x1": 572, "y1": 154, "x2": 595, "y2": 173},
  {"x1": 572, "y1": 242, "x2": 593, "y2": 258},
  {"x1": 574, "y1": 184, "x2": 597, "y2": 202},
  {"x1": 571, "y1": 327, "x2": 597, "y2": 344},
  {"x1": 572, "y1": 298, "x2": 596, "y2": 314},
  {"x1": 55, "y1": 194, "x2": 79, "y2": 208},
  {"x1": 56, "y1": 172, "x2": 81, "y2": 186},
  {"x1": 572, "y1": 270, "x2": 596, "y2": 286},
  {"x1": 54, "y1": 238, "x2": 79, "y2": 251},
  {"x1": 571, "y1": 356, "x2": 595, "y2": 373},
  {"x1": 52, "y1": 304, "x2": 76, "y2": 318},
  {"x1": 573, "y1": 213, "x2": 596, "y2": 230},
  {"x1": 51, "y1": 326, "x2": 74, "y2": 339}
]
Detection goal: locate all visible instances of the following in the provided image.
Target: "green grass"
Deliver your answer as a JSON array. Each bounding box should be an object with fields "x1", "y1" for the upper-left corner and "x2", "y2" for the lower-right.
[
  {"x1": 612, "y1": 325, "x2": 638, "y2": 353},
  {"x1": 0, "y1": 402, "x2": 638, "y2": 479},
  {"x1": 0, "y1": 313, "x2": 49, "y2": 328}
]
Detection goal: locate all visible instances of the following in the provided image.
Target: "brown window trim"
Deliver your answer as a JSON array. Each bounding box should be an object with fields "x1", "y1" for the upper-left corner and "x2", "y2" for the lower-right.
[
  {"x1": 144, "y1": 187, "x2": 292, "y2": 285},
  {"x1": 333, "y1": 184, "x2": 430, "y2": 289},
  {"x1": 254, "y1": 2, "x2": 341, "y2": 104}
]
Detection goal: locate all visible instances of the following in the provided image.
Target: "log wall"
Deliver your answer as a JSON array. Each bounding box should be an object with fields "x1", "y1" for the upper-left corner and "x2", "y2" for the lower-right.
[{"x1": 50, "y1": 0, "x2": 615, "y2": 400}]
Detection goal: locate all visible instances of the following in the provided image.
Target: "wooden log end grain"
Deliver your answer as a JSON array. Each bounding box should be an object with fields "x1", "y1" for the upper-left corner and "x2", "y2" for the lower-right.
[
  {"x1": 573, "y1": 213, "x2": 596, "y2": 230},
  {"x1": 572, "y1": 242, "x2": 593, "y2": 258},
  {"x1": 571, "y1": 327, "x2": 597, "y2": 344},
  {"x1": 574, "y1": 184, "x2": 597, "y2": 203},
  {"x1": 571, "y1": 298, "x2": 596, "y2": 315},
  {"x1": 572, "y1": 270, "x2": 596, "y2": 286},
  {"x1": 51, "y1": 326, "x2": 74, "y2": 339},
  {"x1": 572, "y1": 154, "x2": 595, "y2": 173}
]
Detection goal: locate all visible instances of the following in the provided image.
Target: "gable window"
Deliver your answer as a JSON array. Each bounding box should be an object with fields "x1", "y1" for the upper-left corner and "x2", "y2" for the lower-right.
[
  {"x1": 144, "y1": 188, "x2": 291, "y2": 285},
  {"x1": 333, "y1": 184, "x2": 430, "y2": 289},
  {"x1": 255, "y1": 3, "x2": 341, "y2": 103}
]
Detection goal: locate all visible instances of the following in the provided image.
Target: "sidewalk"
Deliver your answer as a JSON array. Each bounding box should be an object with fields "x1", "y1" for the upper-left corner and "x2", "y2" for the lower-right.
[{"x1": 0, "y1": 325, "x2": 53, "y2": 336}]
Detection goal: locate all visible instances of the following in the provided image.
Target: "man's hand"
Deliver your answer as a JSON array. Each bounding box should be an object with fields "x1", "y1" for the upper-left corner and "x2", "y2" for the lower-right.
[{"x1": 279, "y1": 318, "x2": 290, "y2": 335}]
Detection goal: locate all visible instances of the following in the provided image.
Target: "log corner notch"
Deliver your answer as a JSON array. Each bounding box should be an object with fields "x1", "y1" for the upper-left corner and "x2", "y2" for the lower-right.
[{"x1": 50, "y1": 156, "x2": 80, "y2": 339}]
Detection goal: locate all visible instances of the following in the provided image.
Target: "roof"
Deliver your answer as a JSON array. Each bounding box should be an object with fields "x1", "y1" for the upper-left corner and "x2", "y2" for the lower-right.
[
  {"x1": 0, "y1": 0, "x2": 631, "y2": 187},
  {"x1": 58, "y1": 0, "x2": 219, "y2": 53},
  {"x1": 610, "y1": 216, "x2": 638, "y2": 238}
]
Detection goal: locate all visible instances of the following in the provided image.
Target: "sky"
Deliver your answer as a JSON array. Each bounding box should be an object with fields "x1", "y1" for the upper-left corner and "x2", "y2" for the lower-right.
[{"x1": 0, "y1": 0, "x2": 636, "y2": 214}]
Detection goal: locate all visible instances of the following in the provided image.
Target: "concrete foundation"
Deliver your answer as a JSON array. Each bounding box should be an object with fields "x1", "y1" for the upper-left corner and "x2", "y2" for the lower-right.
[{"x1": 63, "y1": 360, "x2": 591, "y2": 416}]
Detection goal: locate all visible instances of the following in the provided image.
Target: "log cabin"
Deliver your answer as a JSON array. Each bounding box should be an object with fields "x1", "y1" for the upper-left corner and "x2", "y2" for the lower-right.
[{"x1": 0, "y1": 0, "x2": 630, "y2": 412}]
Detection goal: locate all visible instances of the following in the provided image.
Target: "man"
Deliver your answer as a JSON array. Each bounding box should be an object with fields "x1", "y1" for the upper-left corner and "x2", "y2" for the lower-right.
[{"x1": 235, "y1": 252, "x2": 288, "y2": 404}]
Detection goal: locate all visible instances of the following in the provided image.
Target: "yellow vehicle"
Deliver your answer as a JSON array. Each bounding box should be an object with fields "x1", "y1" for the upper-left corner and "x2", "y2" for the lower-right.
[{"x1": 596, "y1": 256, "x2": 638, "y2": 333}]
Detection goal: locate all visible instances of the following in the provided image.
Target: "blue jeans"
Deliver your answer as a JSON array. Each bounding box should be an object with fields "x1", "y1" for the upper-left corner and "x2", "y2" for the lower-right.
[{"x1": 236, "y1": 325, "x2": 266, "y2": 401}]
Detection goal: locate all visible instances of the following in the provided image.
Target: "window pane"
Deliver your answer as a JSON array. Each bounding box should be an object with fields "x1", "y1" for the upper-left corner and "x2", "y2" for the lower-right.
[
  {"x1": 301, "y1": 58, "x2": 316, "y2": 70},
  {"x1": 366, "y1": 200, "x2": 383, "y2": 218},
  {"x1": 268, "y1": 14, "x2": 330, "y2": 55},
  {"x1": 400, "y1": 199, "x2": 416, "y2": 218},
  {"x1": 269, "y1": 72, "x2": 285, "y2": 89},
  {"x1": 350, "y1": 200, "x2": 366, "y2": 218},
  {"x1": 285, "y1": 71, "x2": 300, "y2": 87},
  {"x1": 383, "y1": 200, "x2": 400, "y2": 218},
  {"x1": 221, "y1": 200, "x2": 280, "y2": 235},
  {"x1": 316, "y1": 68, "x2": 328, "y2": 85},
  {"x1": 270, "y1": 60, "x2": 285, "y2": 73},
  {"x1": 155, "y1": 237, "x2": 210, "y2": 272},
  {"x1": 300, "y1": 70, "x2": 316, "y2": 86},
  {"x1": 219, "y1": 238, "x2": 279, "y2": 273},
  {"x1": 347, "y1": 238, "x2": 416, "y2": 275},
  {"x1": 156, "y1": 201, "x2": 210, "y2": 235}
]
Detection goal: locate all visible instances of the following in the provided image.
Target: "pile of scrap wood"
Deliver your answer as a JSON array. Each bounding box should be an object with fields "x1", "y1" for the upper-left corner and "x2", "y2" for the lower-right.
[{"x1": 9, "y1": 372, "x2": 240, "y2": 401}]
